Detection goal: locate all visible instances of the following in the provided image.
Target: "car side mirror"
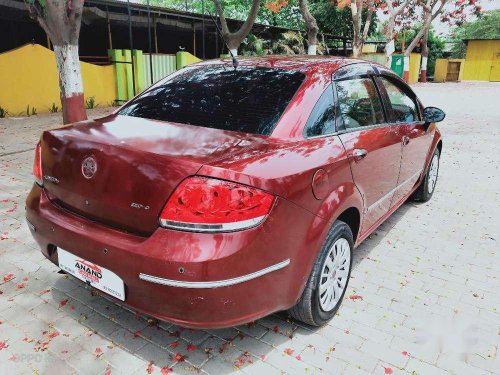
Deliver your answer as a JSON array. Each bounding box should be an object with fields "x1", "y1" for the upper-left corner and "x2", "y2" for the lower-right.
[{"x1": 423, "y1": 107, "x2": 446, "y2": 123}]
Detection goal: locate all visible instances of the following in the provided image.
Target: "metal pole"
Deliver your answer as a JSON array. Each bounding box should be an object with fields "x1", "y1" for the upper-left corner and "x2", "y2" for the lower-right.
[
  {"x1": 202, "y1": 0, "x2": 205, "y2": 59},
  {"x1": 106, "y1": 6, "x2": 113, "y2": 50},
  {"x1": 147, "y1": 0, "x2": 154, "y2": 85},
  {"x1": 127, "y1": 0, "x2": 136, "y2": 96}
]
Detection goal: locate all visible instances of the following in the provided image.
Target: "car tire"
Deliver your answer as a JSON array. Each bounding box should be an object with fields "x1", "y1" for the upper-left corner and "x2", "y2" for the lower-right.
[
  {"x1": 412, "y1": 147, "x2": 440, "y2": 203},
  {"x1": 288, "y1": 220, "x2": 353, "y2": 327}
]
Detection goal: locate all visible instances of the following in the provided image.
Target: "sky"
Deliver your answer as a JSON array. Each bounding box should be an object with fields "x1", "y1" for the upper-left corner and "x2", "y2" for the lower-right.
[{"x1": 433, "y1": 0, "x2": 499, "y2": 36}]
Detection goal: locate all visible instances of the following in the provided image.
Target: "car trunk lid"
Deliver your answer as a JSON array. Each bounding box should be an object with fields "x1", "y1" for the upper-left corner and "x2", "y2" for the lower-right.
[{"x1": 40, "y1": 115, "x2": 265, "y2": 236}]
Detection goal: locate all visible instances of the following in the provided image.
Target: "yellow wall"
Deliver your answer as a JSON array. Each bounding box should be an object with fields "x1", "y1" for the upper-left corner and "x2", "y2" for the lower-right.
[
  {"x1": 176, "y1": 51, "x2": 202, "y2": 70},
  {"x1": 408, "y1": 53, "x2": 421, "y2": 84},
  {"x1": 463, "y1": 40, "x2": 500, "y2": 81},
  {"x1": 0, "y1": 44, "x2": 116, "y2": 116},
  {"x1": 434, "y1": 59, "x2": 465, "y2": 82}
]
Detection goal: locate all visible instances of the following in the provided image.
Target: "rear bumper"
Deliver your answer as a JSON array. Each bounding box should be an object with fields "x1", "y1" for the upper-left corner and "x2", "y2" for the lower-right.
[{"x1": 26, "y1": 185, "x2": 322, "y2": 328}]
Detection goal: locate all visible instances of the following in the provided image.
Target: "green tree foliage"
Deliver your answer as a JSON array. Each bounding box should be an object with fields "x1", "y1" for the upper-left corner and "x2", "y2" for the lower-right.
[
  {"x1": 309, "y1": 0, "x2": 377, "y2": 39},
  {"x1": 397, "y1": 27, "x2": 445, "y2": 77},
  {"x1": 449, "y1": 9, "x2": 500, "y2": 57}
]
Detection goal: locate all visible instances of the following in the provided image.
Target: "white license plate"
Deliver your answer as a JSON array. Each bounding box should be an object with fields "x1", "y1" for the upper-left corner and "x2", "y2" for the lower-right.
[{"x1": 58, "y1": 249, "x2": 125, "y2": 301}]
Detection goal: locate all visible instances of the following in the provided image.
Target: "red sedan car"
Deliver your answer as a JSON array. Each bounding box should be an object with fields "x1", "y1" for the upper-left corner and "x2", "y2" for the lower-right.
[{"x1": 26, "y1": 56, "x2": 445, "y2": 328}]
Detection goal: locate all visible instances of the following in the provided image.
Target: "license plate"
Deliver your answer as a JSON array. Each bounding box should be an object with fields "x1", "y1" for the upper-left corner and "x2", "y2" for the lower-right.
[{"x1": 58, "y1": 249, "x2": 125, "y2": 301}]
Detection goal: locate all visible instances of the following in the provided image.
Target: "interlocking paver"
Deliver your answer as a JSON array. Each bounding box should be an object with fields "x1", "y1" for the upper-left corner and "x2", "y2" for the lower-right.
[{"x1": 0, "y1": 82, "x2": 499, "y2": 374}]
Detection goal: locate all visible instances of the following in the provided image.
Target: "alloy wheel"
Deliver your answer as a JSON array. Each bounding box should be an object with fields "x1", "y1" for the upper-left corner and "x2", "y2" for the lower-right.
[
  {"x1": 427, "y1": 154, "x2": 439, "y2": 194},
  {"x1": 318, "y1": 238, "x2": 351, "y2": 312}
]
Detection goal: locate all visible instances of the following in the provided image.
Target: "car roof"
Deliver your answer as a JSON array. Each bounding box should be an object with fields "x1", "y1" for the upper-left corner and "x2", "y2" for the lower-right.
[{"x1": 191, "y1": 55, "x2": 371, "y2": 75}]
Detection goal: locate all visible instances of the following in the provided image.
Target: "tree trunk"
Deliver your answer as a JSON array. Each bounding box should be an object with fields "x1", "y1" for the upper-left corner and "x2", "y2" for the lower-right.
[
  {"x1": 25, "y1": 0, "x2": 86, "y2": 124},
  {"x1": 420, "y1": 30, "x2": 429, "y2": 82},
  {"x1": 54, "y1": 44, "x2": 87, "y2": 124},
  {"x1": 299, "y1": 0, "x2": 319, "y2": 55},
  {"x1": 352, "y1": 42, "x2": 363, "y2": 58},
  {"x1": 384, "y1": 15, "x2": 396, "y2": 67},
  {"x1": 213, "y1": 0, "x2": 260, "y2": 56}
]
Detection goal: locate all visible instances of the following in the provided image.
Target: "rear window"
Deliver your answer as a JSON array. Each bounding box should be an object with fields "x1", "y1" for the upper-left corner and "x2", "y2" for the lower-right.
[{"x1": 119, "y1": 66, "x2": 305, "y2": 135}]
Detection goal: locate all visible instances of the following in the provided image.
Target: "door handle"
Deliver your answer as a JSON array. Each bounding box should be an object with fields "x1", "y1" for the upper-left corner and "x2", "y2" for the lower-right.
[
  {"x1": 402, "y1": 136, "x2": 410, "y2": 146},
  {"x1": 352, "y1": 148, "x2": 367, "y2": 162}
]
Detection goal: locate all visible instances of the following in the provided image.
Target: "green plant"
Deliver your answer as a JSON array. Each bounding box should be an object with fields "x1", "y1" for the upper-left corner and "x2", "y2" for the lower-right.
[
  {"x1": 49, "y1": 103, "x2": 59, "y2": 113},
  {"x1": 86, "y1": 96, "x2": 98, "y2": 109},
  {"x1": 0, "y1": 106, "x2": 8, "y2": 118}
]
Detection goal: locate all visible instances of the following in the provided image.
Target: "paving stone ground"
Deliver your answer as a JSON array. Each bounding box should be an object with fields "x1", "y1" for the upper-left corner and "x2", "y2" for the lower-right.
[{"x1": 0, "y1": 82, "x2": 499, "y2": 375}]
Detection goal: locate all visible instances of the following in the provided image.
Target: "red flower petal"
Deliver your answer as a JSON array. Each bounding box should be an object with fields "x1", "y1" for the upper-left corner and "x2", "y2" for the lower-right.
[
  {"x1": 295, "y1": 355, "x2": 302, "y2": 360},
  {"x1": 186, "y1": 343, "x2": 196, "y2": 352},
  {"x1": 283, "y1": 348, "x2": 294, "y2": 356},
  {"x1": 174, "y1": 353, "x2": 185, "y2": 362},
  {"x1": 169, "y1": 341, "x2": 179, "y2": 348},
  {"x1": 384, "y1": 367, "x2": 393, "y2": 374},
  {"x1": 349, "y1": 295, "x2": 363, "y2": 301},
  {"x1": 0, "y1": 341, "x2": 8, "y2": 350},
  {"x1": 273, "y1": 325, "x2": 279, "y2": 333},
  {"x1": 59, "y1": 298, "x2": 68, "y2": 307},
  {"x1": 146, "y1": 362, "x2": 154, "y2": 374},
  {"x1": 160, "y1": 368, "x2": 172, "y2": 375},
  {"x1": 95, "y1": 347, "x2": 103, "y2": 356},
  {"x1": 22, "y1": 277, "x2": 28, "y2": 282},
  {"x1": 3, "y1": 273, "x2": 14, "y2": 282},
  {"x1": 17, "y1": 283, "x2": 25, "y2": 289}
]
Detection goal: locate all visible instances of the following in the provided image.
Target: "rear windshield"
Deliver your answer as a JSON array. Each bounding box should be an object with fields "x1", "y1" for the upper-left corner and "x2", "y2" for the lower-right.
[{"x1": 119, "y1": 66, "x2": 305, "y2": 135}]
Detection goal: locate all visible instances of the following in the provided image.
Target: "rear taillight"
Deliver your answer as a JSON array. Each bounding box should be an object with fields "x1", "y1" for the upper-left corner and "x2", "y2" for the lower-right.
[
  {"x1": 159, "y1": 177, "x2": 275, "y2": 232},
  {"x1": 33, "y1": 142, "x2": 43, "y2": 186}
]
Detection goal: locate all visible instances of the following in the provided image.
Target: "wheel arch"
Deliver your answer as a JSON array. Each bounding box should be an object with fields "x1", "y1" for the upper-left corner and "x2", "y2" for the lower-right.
[{"x1": 336, "y1": 207, "x2": 361, "y2": 244}]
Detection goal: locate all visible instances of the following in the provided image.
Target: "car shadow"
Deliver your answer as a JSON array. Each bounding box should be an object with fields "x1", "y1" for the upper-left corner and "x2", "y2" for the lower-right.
[{"x1": 49, "y1": 201, "x2": 417, "y2": 374}]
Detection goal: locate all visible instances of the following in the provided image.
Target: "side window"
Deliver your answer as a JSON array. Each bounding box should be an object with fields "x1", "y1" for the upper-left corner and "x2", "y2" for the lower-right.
[
  {"x1": 304, "y1": 85, "x2": 336, "y2": 137},
  {"x1": 379, "y1": 77, "x2": 419, "y2": 122},
  {"x1": 335, "y1": 78, "x2": 385, "y2": 130}
]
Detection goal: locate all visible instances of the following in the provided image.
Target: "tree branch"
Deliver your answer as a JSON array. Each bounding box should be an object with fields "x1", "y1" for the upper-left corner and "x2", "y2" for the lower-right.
[{"x1": 211, "y1": 0, "x2": 230, "y2": 36}]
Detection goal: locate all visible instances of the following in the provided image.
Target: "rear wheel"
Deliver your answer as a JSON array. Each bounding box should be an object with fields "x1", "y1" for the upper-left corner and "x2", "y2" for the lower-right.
[
  {"x1": 412, "y1": 148, "x2": 440, "y2": 202},
  {"x1": 289, "y1": 221, "x2": 353, "y2": 326}
]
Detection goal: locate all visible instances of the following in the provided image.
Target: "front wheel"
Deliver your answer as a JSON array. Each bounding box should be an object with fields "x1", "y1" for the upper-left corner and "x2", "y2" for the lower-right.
[
  {"x1": 288, "y1": 221, "x2": 353, "y2": 327},
  {"x1": 412, "y1": 147, "x2": 440, "y2": 202}
]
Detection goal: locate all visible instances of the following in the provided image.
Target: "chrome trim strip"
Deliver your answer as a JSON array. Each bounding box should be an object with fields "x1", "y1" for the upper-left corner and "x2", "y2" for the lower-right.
[
  {"x1": 159, "y1": 215, "x2": 266, "y2": 233},
  {"x1": 139, "y1": 259, "x2": 291, "y2": 289},
  {"x1": 367, "y1": 170, "x2": 422, "y2": 212}
]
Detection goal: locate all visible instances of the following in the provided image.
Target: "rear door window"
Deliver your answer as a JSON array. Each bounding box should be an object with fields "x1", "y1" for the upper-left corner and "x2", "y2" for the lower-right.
[
  {"x1": 334, "y1": 78, "x2": 385, "y2": 129},
  {"x1": 119, "y1": 66, "x2": 305, "y2": 135}
]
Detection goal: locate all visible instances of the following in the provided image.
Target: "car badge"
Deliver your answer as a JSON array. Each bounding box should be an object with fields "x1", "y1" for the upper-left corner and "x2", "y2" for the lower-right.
[{"x1": 81, "y1": 156, "x2": 97, "y2": 179}]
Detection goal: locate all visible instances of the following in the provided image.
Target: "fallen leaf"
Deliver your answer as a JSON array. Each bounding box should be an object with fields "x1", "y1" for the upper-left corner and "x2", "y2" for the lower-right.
[
  {"x1": 59, "y1": 298, "x2": 69, "y2": 308},
  {"x1": 39, "y1": 289, "x2": 51, "y2": 295},
  {"x1": 146, "y1": 362, "x2": 154, "y2": 374},
  {"x1": 47, "y1": 331, "x2": 59, "y2": 339},
  {"x1": 133, "y1": 331, "x2": 141, "y2": 338},
  {"x1": 273, "y1": 325, "x2": 279, "y2": 333}
]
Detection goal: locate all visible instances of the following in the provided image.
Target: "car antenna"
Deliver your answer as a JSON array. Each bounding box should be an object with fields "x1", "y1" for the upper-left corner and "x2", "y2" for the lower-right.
[{"x1": 207, "y1": 9, "x2": 239, "y2": 69}]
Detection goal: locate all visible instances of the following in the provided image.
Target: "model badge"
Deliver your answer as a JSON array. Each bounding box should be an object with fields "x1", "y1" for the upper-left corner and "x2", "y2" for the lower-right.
[{"x1": 82, "y1": 156, "x2": 97, "y2": 179}]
